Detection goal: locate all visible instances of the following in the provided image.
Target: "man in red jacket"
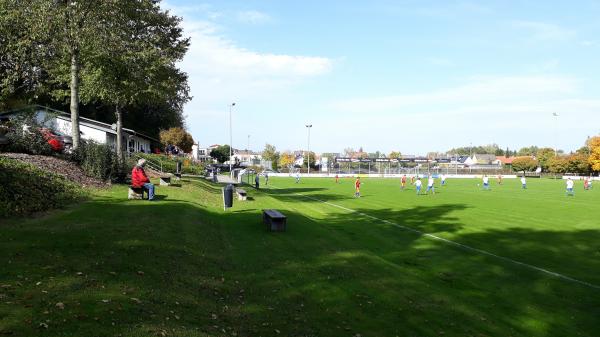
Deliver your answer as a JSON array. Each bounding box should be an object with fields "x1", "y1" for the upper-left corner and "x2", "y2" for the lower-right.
[{"x1": 131, "y1": 159, "x2": 155, "y2": 200}]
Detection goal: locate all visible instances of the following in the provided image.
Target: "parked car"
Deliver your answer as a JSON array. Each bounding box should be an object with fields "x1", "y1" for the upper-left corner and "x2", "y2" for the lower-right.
[{"x1": 40, "y1": 128, "x2": 73, "y2": 153}]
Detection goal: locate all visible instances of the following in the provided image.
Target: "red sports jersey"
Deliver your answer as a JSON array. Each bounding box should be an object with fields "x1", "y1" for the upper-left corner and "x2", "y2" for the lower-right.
[{"x1": 355, "y1": 179, "x2": 361, "y2": 189}]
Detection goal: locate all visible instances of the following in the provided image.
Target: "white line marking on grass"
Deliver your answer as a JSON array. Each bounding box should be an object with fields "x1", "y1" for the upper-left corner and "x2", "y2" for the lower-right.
[{"x1": 269, "y1": 185, "x2": 600, "y2": 290}]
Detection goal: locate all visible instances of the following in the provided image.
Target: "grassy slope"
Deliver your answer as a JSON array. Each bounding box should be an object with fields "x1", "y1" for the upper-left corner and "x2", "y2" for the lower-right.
[{"x1": 0, "y1": 176, "x2": 598, "y2": 337}]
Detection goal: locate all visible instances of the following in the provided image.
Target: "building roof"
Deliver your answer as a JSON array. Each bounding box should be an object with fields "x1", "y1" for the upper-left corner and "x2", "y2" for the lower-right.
[
  {"x1": 1, "y1": 105, "x2": 159, "y2": 142},
  {"x1": 496, "y1": 156, "x2": 515, "y2": 164},
  {"x1": 473, "y1": 154, "x2": 497, "y2": 161}
]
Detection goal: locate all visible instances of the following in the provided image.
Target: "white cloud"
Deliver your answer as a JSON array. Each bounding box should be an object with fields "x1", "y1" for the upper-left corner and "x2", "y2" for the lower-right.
[
  {"x1": 236, "y1": 10, "x2": 271, "y2": 24},
  {"x1": 324, "y1": 76, "x2": 600, "y2": 153},
  {"x1": 160, "y1": 2, "x2": 334, "y2": 146},
  {"x1": 510, "y1": 20, "x2": 575, "y2": 41},
  {"x1": 330, "y1": 75, "x2": 579, "y2": 114}
]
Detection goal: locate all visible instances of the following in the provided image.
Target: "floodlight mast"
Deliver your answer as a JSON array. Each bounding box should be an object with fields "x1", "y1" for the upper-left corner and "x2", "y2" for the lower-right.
[
  {"x1": 229, "y1": 103, "x2": 235, "y2": 177},
  {"x1": 306, "y1": 124, "x2": 312, "y2": 175},
  {"x1": 553, "y1": 113, "x2": 559, "y2": 156}
]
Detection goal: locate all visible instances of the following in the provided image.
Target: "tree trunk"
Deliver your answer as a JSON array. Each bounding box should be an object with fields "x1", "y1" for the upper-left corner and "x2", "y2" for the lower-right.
[
  {"x1": 115, "y1": 105, "x2": 124, "y2": 163},
  {"x1": 70, "y1": 49, "x2": 81, "y2": 149}
]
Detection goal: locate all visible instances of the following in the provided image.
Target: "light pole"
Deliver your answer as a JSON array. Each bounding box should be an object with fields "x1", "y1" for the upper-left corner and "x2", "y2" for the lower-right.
[
  {"x1": 229, "y1": 102, "x2": 235, "y2": 177},
  {"x1": 553, "y1": 113, "x2": 559, "y2": 156},
  {"x1": 247, "y1": 134, "x2": 250, "y2": 152},
  {"x1": 305, "y1": 124, "x2": 312, "y2": 174}
]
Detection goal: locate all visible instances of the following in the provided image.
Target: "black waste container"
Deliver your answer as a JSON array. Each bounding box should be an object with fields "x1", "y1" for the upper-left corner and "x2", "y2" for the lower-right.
[
  {"x1": 212, "y1": 170, "x2": 218, "y2": 183},
  {"x1": 223, "y1": 184, "x2": 234, "y2": 209}
]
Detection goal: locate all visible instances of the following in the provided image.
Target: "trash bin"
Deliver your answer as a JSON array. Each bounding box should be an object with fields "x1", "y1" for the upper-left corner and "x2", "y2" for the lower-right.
[
  {"x1": 176, "y1": 161, "x2": 182, "y2": 174},
  {"x1": 212, "y1": 170, "x2": 217, "y2": 183},
  {"x1": 223, "y1": 184, "x2": 234, "y2": 209}
]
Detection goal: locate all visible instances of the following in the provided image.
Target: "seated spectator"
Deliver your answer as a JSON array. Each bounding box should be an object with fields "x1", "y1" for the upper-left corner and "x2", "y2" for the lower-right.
[{"x1": 131, "y1": 159, "x2": 155, "y2": 200}]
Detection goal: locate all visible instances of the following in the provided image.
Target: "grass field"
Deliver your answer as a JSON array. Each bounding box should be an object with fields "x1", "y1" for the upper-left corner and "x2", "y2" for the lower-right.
[{"x1": 1, "y1": 176, "x2": 599, "y2": 336}]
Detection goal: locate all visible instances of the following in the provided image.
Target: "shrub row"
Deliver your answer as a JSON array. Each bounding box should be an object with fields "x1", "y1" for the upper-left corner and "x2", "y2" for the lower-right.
[
  {"x1": 69, "y1": 140, "x2": 131, "y2": 182},
  {"x1": 0, "y1": 157, "x2": 85, "y2": 217}
]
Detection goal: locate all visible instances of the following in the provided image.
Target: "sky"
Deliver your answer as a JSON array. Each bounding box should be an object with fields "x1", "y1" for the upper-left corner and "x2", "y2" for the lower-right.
[{"x1": 163, "y1": 0, "x2": 600, "y2": 155}]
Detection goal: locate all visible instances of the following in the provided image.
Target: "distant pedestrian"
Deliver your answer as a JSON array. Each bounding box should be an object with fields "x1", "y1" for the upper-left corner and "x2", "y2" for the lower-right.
[
  {"x1": 426, "y1": 175, "x2": 435, "y2": 194},
  {"x1": 589, "y1": 177, "x2": 594, "y2": 189},
  {"x1": 566, "y1": 178, "x2": 575, "y2": 196},
  {"x1": 335, "y1": 174, "x2": 339, "y2": 184},
  {"x1": 295, "y1": 172, "x2": 300, "y2": 183},
  {"x1": 584, "y1": 177, "x2": 589, "y2": 191},
  {"x1": 255, "y1": 174, "x2": 260, "y2": 189},
  {"x1": 415, "y1": 178, "x2": 422, "y2": 195},
  {"x1": 497, "y1": 175, "x2": 503, "y2": 185},
  {"x1": 264, "y1": 172, "x2": 269, "y2": 185},
  {"x1": 354, "y1": 177, "x2": 361, "y2": 198},
  {"x1": 521, "y1": 176, "x2": 527, "y2": 189},
  {"x1": 401, "y1": 175, "x2": 407, "y2": 190},
  {"x1": 441, "y1": 174, "x2": 447, "y2": 186},
  {"x1": 411, "y1": 176, "x2": 415, "y2": 185}
]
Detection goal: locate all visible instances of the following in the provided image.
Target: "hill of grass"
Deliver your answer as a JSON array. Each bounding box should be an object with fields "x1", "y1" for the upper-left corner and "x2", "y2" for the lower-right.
[{"x1": 0, "y1": 176, "x2": 598, "y2": 336}]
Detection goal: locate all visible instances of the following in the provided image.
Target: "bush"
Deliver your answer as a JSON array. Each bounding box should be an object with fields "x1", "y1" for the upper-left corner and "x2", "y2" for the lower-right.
[
  {"x1": 0, "y1": 156, "x2": 84, "y2": 217},
  {"x1": 69, "y1": 140, "x2": 130, "y2": 182},
  {"x1": 2, "y1": 113, "x2": 53, "y2": 155}
]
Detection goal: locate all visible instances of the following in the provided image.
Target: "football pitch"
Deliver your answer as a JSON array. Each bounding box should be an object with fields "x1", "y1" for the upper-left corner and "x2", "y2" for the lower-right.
[{"x1": 258, "y1": 176, "x2": 600, "y2": 336}]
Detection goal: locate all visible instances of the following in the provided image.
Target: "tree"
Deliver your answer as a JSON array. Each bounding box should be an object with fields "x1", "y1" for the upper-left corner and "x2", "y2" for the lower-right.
[
  {"x1": 511, "y1": 157, "x2": 538, "y2": 173},
  {"x1": 303, "y1": 151, "x2": 317, "y2": 169},
  {"x1": 210, "y1": 145, "x2": 231, "y2": 164},
  {"x1": 159, "y1": 127, "x2": 194, "y2": 153},
  {"x1": 278, "y1": 151, "x2": 295, "y2": 169},
  {"x1": 389, "y1": 151, "x2": 402, "y2": 159},
  {"x1": 588, "y1": 136, "x2": 600, "y2": 172},
  {"x1": 536, "y1": 148, "x2": 556, "y2": 172},
  {"x1": 505, "y1": 147, "x2": 511, "y2": 158},
  {"x1": 343, "y1": 148, "x2": 355, "y2": 157},
  {"x1": 80, "y1": 0, "x2": 189, "y2": 162},
  {"x1": 566, "y1": 154, "x2": 591, "y2": 174},
  {"x1": 548, "y1": 156, "x2": 569, "y2": 174},
  {"x1": 517, "y1": 146, "x2": 539, "y2": 157},
  {"x1": 0, "y1": 0, "x2": 120, "y2": 149},
  {"x1": 262, "y1": 144, "x2": 279, "y2": 161}
]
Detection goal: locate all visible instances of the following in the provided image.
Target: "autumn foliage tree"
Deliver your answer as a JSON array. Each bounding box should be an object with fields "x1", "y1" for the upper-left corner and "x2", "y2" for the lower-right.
[
  {"x1": 587, "y1": 136, "x2": 600, "y2": 172},
  {"x1": 278, "y1": 151, "x2": 295, "y2": 170},
  {"x1": 159, "y1": 127, "x2": 194, "y2": 153},
  {"x1": 511, "y1": 157, "x2": 538, "y2": 173}
]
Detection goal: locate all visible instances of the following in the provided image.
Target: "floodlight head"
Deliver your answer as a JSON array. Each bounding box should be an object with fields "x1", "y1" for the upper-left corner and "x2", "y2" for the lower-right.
[
  {"x1": 306, "y1": 124, "x2": 312, "y2": 128},
  {"x1": 553, "y1": 112, "x2": 559, "y2": 116},
  {"x1": 231, "y1": 102, "x2": 236, "y2": 106}
]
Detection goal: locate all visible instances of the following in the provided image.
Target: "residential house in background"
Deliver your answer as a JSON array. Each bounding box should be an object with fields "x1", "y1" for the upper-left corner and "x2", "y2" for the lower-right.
[
  {"x1": 0, "y1": 105, "x2": 158, "y2": 153},
  {"x1": 191, "y1": 143, "x2": 214, "y2": 162}
]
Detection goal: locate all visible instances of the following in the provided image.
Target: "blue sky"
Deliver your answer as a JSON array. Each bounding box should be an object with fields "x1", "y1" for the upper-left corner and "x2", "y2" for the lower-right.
[{"x1": 164, "y1": 0, "x2": 600, "y2": 155}]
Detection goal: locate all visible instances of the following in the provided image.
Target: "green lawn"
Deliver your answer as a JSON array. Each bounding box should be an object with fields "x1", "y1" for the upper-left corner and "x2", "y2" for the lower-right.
[{"x1": 1, "y1": 176, "x2": 599, "y2": 336}]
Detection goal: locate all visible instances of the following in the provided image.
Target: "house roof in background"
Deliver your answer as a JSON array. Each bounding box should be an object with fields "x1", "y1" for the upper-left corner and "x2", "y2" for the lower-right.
[{"x1": 0, "y1": 105, "x2": 159, "y2": 142}]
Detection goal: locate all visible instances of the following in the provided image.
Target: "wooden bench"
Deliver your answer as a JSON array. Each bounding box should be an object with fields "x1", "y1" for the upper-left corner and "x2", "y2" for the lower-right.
[
  {"x1": 128, "y1": 186, "x2": 145, "y2": 200},
  {"x1": 263, "y1": 209, "x2": 287, "y2": 232},
  {"x1": 159, "y1": 176, "x2": 171, "y2": 186},
  {"x1": 236, "y1": 188, "x2": 247, "y2": 201}
]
